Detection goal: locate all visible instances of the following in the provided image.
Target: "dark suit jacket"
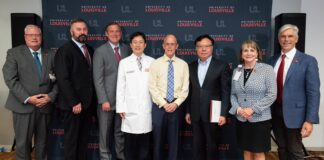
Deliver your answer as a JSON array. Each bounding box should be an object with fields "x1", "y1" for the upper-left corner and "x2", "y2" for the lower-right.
[
  {"x1": 268, "y1": 50, "x2": 320, "y2": 128},
  {"x1": 54, "y1": 40, "x2": 96, "y2": 111},
  {"x1": 2, "y1": 45, "x2": 58, "y2": 114},
  {"x1": 187, "y1": 57, "x2": 232, "y2": 122}
]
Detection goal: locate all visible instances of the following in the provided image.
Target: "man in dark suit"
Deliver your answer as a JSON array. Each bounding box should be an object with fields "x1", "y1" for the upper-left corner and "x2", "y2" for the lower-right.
[
  {"x1": 54, "y1": 18, "x2": 96, "y2": 160},
  {"x1": 2, "y1": 24, "x2": 58, "y2": 160},
  {"x1": 268, "y1": 24, "x2": 320, "y2": 160},
  {"x1": 185, "y1": 34, "x2": 231, "y2": 160},
  {"x1": 93, "y1": 22, "x2": 130, "y2": 160}
]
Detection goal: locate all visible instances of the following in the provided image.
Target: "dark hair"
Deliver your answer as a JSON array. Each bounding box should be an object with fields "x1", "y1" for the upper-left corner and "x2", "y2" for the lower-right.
[
  {"x1": 130, "y1": 32, "x2": 146, "y2": 43},
  {"x1": 70, "y1": 18, "x2": 87, "y2": 27},
  {"x1": 239, "y1": 40, "x2": 263, "y2": 62},
  {"x1": 194, "y1": 34, "x2": 214, "y2": 46},
  {"x1": 105, "y1": 22, "x2": 121, "y2": 31}
]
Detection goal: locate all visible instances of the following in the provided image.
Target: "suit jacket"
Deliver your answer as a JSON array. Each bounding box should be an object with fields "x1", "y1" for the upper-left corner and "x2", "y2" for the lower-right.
[
  {"x1": 93, "y1": 42, "x2": 130, "y2": 110},
  {"x1": 229, "y1": 63, "x2": 277, "y2": 122},
  {"x1": 187, "y1": 57, "x2": 231, "y2": 122},
  {"x1": 54, "y1": 40, "x2": 96, "y2": 111},
  {"x1": 2, "y1": 45, "x2": 58, "y2": 114},
  {"x1": 268, "y1": 50, "x2": 320, "y2": 128}
]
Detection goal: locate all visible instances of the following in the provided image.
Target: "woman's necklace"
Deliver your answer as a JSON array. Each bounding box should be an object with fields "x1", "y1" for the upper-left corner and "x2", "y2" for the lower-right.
[{"x1": 244, "y1": 68, "x2": 253, "y2": 79}]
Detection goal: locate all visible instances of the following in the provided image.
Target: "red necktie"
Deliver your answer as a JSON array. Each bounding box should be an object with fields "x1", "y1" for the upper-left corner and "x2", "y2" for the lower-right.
[
  {"x1": 277, "y1": 54, "x2": 286, "y2": 104},
  {"x1": 114, "y1": 47, "x2": 121, "y2": 63},
  {"x1": 82, "y1": 45, "x2": 91, "y2": 65}
]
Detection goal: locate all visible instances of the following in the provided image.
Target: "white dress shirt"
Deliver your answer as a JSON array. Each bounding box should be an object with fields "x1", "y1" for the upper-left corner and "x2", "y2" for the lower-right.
[
  {"x1": 116, "y1": 53, "x2": 155, "y2": 134},
  {"x1": 274, "y1": 47, "x2": 296, "y2": 85}
]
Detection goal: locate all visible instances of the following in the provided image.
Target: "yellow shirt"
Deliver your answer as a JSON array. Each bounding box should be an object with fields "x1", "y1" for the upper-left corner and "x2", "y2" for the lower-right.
[{"x1": 148, "y1": 54, "x2": 189, "y2": 107}]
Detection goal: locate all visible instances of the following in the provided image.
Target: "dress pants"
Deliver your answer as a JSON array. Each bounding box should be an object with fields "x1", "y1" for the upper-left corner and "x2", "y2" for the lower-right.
[
  {"x1": 61, "y1": 109, "x2": 92, "y2": 160},
  {"x1": 124, "y1": 132, "x2": 151, "y2": 160},
  {"x1": 152, "y1": 104, "x2": 180, "y2": 160},
  {"x1": 191, "y1": 120, "x2": 220, "y2": 160},
  {"x1": 272, "y1": 102, "x2": 305, "y2": 160},
  {"x1": 13, "y1": 110, "x2": 51, "y2": 160},
  {"x1": 97, "y1": 107, "x2": 125, "y2": 160}
]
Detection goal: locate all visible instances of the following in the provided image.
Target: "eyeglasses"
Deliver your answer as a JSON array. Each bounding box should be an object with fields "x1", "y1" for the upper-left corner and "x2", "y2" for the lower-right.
[
  {"x1": 163, "y1": 43, "x2": 177, "y2": 47},
  {"x1": 196, "y1": 45, "x2": 213, "y2": 49},
  {"x1": 25, "y1": 34, "x2": 42, "y2": 38}
]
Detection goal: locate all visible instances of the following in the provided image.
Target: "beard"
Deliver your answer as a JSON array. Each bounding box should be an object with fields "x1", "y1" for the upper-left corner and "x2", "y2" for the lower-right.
[{"x1": 76, "y1": 34, "x2": 88, "y2": 43}]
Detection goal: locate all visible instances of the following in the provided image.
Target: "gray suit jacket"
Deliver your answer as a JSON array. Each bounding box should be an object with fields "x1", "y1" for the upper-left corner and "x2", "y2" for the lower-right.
[
  {"x1": 229, "y1": 63, "x2": 277, "y2": 122},
  {"x1": 2, "y1": 45, "x2": 58, "y2": 114},
  {"x1": 93, "y1": 42, "x2": 130, "y2": 110}
]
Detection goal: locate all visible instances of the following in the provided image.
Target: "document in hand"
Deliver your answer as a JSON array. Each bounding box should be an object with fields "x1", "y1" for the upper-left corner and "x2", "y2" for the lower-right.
[{"x1": 210, "y1": 100, "x2": 221, "y2": 123}]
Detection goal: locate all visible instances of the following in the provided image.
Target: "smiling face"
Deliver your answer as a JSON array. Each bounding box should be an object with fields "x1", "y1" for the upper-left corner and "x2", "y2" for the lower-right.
[
  {"x1": 241, "y1": 44, "x2": 258, "y2": 65},
  {"x1": 162, "y1": 35, "x2": 178, "y2": 58},
  {"x1": 105, "y1": 24, "x2": 122, "y2": 45},
  {"x1": 24, "y1": 26, "x2": 42, "y2": 51},
  {"x1": 279, "y1": 28, "x2": 298, "y2": 53},
  {"x1": 130, "y1": 35, "x2": 146, "y2": 56},
  {"x1": 196, "y1": 38, "x2": 213, "y2": 62}
]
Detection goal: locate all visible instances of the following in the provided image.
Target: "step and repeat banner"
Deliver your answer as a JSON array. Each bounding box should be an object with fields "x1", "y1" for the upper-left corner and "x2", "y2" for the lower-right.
[{"x1": 42, "y1": 0, "x2": 272, "y2": 159}]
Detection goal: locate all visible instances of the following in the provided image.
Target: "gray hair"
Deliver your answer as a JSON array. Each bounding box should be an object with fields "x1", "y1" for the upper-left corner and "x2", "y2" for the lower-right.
[
  {"x1": 278, "y1": 24, "x2": 299, "y2": 38},
  {"x1": 24, "y1": 24, "x2": 42, "y2": 34}
]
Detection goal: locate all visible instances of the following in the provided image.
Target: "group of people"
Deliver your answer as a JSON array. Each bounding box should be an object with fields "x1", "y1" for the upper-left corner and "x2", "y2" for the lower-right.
[{"x1": 2, "y1": 17, "x2": 320, "y2": 160}]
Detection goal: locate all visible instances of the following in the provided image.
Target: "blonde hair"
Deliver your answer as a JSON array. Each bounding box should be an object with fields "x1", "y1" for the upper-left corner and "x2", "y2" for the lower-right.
[{"x1": 239, "y1": 40, "x2": 262, "y2": 62}]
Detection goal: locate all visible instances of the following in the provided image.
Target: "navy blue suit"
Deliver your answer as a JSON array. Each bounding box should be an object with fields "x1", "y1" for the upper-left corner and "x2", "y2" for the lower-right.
[{"x1": 268, "y1": 50, "x2": 320, "y2": 159}]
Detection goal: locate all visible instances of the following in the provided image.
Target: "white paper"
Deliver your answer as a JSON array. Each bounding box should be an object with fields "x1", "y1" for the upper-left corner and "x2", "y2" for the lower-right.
[
  {"x1": 233, "y1": 71, "x2": 241, "y2": 81},
  {"x1": 210, "y1": 100, "x2": 221, "y2": 123}
]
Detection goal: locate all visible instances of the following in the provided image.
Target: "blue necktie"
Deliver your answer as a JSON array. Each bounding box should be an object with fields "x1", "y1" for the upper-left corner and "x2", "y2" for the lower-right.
[
  {"x1": 32, "y1": 52, "x2": 42, "y2": 79},
  {"x1": 166, "y1": 60, "x2": 174, "y2": 102}
]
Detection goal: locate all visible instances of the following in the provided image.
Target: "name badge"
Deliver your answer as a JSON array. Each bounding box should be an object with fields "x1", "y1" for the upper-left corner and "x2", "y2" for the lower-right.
[
  {"x1": 233, "y1": 71, "x2": 241, "y2": 81},
  {"x1": 126, "y1": 70, "x2": 135, "y2": 74}
]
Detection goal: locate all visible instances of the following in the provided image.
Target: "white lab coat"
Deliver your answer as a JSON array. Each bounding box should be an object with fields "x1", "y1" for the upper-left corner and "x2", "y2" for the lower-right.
[{"x1": 116, "y1": 53, "x2": 155, "y2": 134}]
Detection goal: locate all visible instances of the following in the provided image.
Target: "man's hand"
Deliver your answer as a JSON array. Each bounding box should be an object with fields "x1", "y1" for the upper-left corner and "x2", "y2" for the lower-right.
[
  {"x1": 218, "y1": 116, "x2": 226, "y2": 126},
  {"x1": 301, "y1": 121, "x2": 313, "y2": 138},
  {"x1": 119, "y1": 112, "x2": 126, "y2": 119},
  {"x1": 185, "y1": 113, "x2": 191, "y2": 125},
  {"x1": 72, "y1": 103, "x2": 82, "y2": 114},
  {"x1": 163, "y1": 103, "x2": 177, "y2": 113},
  {"x1": 35, "y1": 94, "x2": 51, "y2": 107},
  {"x1": 102, "y1": 102, "x2": 111, "y2": 111}
]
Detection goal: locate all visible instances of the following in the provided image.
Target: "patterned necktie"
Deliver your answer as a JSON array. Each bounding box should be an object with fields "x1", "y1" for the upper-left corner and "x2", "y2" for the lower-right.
[
  {"x1": 166, "y1": 60, "x2": 174, "y2": 102},
  {"x1": 114, "y1": 46, "x2": 121, "y2": 63},
  {"x1": 82, "y1": 45, "x2": 91, "y2": 64},
  {"x1": 277, "y1": 54, "x2": 286, "y2": 104},
  {"x1": 32, "y1": 52, "x2": 42, "y2": 79},
  {"x1": 137, "y1": 56, "x2": 142, "y2": 71}
]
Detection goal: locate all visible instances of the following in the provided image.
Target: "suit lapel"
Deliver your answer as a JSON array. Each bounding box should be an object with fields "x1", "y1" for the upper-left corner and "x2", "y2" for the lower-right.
[
  {"x1": 120, "y1": 44, "x2": 129, "y2": 58},
  {"x1": 191, "y1": 61, "x2": 200, "y2": 87},
  {"x1": 41, "y1": 50, "x2": 49, "y2": 81},
  {"x1": 285, "y1": 51, "x2": 302, "y2": 84},
  {"x1": 23, "y1": 46, "x2": 40, "y2": 83}
]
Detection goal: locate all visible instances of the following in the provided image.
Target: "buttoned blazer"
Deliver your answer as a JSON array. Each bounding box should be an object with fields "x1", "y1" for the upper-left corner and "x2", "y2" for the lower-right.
[
  {"x1": 3, "y1": 45, "x2": 58, "y2": 113},
  {"x1": 187, "y1": 57, "x2": 232, "y2": 122},
  {"x1": 93, "y1": 42, "x2": 130, "y2": 110},
  {"x1": 229, "y1": 63, "x2": 277, "y2": 122},
  {"x1": 268, "y1": 50, "x2": 320, "y2": 128},
  {"x1": 54, "y1": 40, "x2": 96, "y2": 111}
]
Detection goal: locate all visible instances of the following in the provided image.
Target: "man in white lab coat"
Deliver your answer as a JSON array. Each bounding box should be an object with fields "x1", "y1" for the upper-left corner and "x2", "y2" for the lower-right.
[{"x1": 116, "y1": 32, "x2": 155, "y2": 160}]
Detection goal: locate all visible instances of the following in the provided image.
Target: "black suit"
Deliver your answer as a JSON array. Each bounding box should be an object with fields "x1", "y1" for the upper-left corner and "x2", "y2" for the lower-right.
[
  {"x1": 54, "y1": 40, "x2": 96, "y2": 160},
  {"x1": 187, "y1": 57, "x2": 231, "y2": 160}
]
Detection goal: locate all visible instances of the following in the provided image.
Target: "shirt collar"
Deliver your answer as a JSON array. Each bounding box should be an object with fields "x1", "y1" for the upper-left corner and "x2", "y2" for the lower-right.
[
  {"x1": 162, "y1": 54, "x2": 176, "y2": 62},
  {"x1": 198, "y1": 56, "x2": 212, "y2": 65},
  {"x1": 71, "y1": 38, "x2": 85, "y2": 49},
  {"x1": 281, "y1": 47, "x2": 296, "y2": 59},
  {"x1": 131, "y1": 53, "x2": 145, "y2": 60},
  {"x1": 29, "y1": 47, "x2": 41, "y2": 54},
  {"x1": 108, "y1": 41, "x2": 119, "y2": 49}
]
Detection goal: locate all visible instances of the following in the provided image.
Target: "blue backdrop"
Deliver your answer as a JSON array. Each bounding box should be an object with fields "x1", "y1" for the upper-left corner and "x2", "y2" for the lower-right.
[{"x1": 42, "y1": 0, "x2": 273, "y2": 159}]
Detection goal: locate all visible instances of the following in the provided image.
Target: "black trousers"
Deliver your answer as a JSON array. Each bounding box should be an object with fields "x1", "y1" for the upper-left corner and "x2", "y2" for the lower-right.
[
  {"x1": 61, "y1": 109, "x2": 92, "y2": 160},
  {"x1": 272, "y1": 102, "x2": 305, "y2": 160},
  {"x1": 124, "y1": 132, "x2": 151, "y2": 160},
  {"x1": 191, "y1": 120, "x2": 220, "y2": 160}
]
